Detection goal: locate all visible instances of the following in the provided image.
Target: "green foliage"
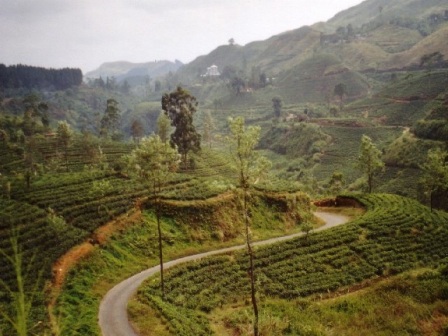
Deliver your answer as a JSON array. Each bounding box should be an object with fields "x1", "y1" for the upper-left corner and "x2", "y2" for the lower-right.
[
  {"x1": 201, "y1": 111, "x2": 215, "y2": 149},
  {"x1": 56, "y1": 121, "x2": 73, "y2": 171},
  {"x1": 100, "y1": 99, "x2": 121, "y2": 139},
  {"x1": 127, "y1": 135, "x2": 181, "y2": 297},
  {"x1": 162, "y1": 87, "x2": 201, "y2": 168},
  {"x1": 56, "y1": 188, "x2": 311, "y2": 335},
  {"x1": 227, "y1": 116, "x2": 272, "y2": 336},
  {"x1": 135, "y1": 193, "x2": 448, "y2": 334},
  {"x1": 383, "y1": 131, "x2": 444, "y2": 168},
  {"x1": 0, "y1": 227, "x2": 45, "y2": 336},
  {"x1": 130, "y1": 119, "x2": 144, "y2": 144},
  {"x1": 313, "y1": 126, "x2": 400, "y2": 186},
  {"x1": 233, "y1": 267, "x2": 448, "y2": 335},
  {"x1": 126, "y1": 135, "x2": 180, "y2": 193},
  {"x1": 334, "y1": 83, "x2": 347, "y2": 101},
  {"x1": 258, "y1": 123, "x2": 329, "y2": 159},
  {"x1": 271, "y1": 97, "x2": 282, "y2": 119},
  {"x1": 357, "y1": 135, "x2": 385, "y2": 193},
  {"x1": 419, "y1": 148, "x2": 448, "y2": 210},
  {"x1": 227, "y1": 116, "x2": 271, "y2": 189},
  {"x1": 328, "y1": 171, "x2": 345, "y2": 195},
  {"x1": 0, "y1": 64, "x2": 82, "y2": 91},
  {"x1": 156, "y1": 113, "x2": 171, "y2": 144},
  {"x1": 413, "y1": 116, "x2": 448, "y2": 142},
  {"x1": 276, "y1": 54, "x2": 370, "y2": 104}
]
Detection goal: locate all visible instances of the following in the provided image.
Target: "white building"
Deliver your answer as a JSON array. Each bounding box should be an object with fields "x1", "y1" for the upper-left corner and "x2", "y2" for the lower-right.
[{"x1": 203, "y1": 64, "x2": 220, "y2": 77}]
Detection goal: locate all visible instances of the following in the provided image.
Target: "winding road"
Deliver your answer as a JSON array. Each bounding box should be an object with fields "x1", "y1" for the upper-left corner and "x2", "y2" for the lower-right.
[{"x1": 99, "y1": 211, "x2": 349, "y2": 336}]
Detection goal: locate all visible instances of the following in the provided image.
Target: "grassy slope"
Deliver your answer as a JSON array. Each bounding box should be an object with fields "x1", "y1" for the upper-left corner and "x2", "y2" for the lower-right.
[
  {"x1": 229, "y1": 267, "x2": 448, "y2": 335},
  {"x1": 132, "y1": 193, "x2": 448, "y2": 335},
  {"x1": 54, "y1": 191, "x2": 313, "y2": 335},
  {"x1": 0, "y1": 132, "x2": 312, "y2": 334},
  {"x1": 327, "y1": 0, "x2": 448, "y2": 30}
]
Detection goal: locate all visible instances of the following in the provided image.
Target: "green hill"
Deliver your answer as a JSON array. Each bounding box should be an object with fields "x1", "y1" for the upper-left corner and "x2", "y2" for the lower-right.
[
  {"x1": 1, "y1": 0, "x2": 448, "y2": 334},
  {"x1": 276, "y1": 53, "x2": 371, "y2": 104},
  {"x1": 326, "y1": 0, "x2": 448, "y2": 30},
  {"x1": 131, "y1": 193, "x2": 448, "y2": 335}
]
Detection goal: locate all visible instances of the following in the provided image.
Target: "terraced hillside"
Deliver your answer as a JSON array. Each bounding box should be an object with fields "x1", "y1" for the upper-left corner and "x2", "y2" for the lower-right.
[
  {"x1": 134, "y1": 194, "x2": 448, "y2": 335},
  {"x1": 0, "y1": 140, "x2": 244, "y2": 334}
]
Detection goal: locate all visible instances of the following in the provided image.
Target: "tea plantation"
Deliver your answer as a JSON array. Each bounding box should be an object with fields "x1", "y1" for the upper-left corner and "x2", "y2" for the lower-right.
[{"x1": 135, "y1": 193, "x2": 448, "y2": 335}]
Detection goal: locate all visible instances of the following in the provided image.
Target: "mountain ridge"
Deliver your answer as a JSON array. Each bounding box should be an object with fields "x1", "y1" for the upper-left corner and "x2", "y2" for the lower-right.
[{"x1": 84, "y1": 59, "x2": 183, "y2": 82}]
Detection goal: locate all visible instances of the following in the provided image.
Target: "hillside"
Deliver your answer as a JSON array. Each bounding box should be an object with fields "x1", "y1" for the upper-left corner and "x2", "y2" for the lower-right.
[
  {"x1": 1, "y1": 0, "x2": 448, "y2": 334},
  {"x1": 327, "y1": 0, "x2": 448, "y2": 30},
  {"x1": 174, "y1": 0, "x2": 448, "y2": 99},
  {"x1": 131, "y1": 194, "x2": 448, "y2": 335}
]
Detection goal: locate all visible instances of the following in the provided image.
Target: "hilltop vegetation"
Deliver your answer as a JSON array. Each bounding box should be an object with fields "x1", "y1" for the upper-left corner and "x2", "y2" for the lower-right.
[{"x1": 0, "y1": 64, "x2": 82, "y2": 91}]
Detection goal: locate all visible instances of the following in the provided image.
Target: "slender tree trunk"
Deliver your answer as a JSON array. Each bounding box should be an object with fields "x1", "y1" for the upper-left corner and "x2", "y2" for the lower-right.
[
  {"x1": 65, "y1": 148, "x2": 69, "y2": 172},
  {"x1": 430, "y1": 191, "x2": 433, "y2": 212},
  {"x1": 157, "y1": 204, "x2": 165, "y2": 300},
  {"x1": 243, "y1": 188, "x2": 259, "y2": 336},
  {"x1": 154, "y1": 182, "x2": 165, "y2": 300}
]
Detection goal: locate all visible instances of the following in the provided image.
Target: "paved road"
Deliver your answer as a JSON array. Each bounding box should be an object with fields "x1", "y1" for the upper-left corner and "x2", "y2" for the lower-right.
[{"x1": 99, "y1": 211, "x2": 349, "y2": 336}]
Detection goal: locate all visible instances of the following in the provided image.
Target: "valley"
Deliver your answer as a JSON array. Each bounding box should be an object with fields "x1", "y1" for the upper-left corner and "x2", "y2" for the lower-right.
[{"x1": 1, "y1": 0, "x2": 448, "y2": 335}]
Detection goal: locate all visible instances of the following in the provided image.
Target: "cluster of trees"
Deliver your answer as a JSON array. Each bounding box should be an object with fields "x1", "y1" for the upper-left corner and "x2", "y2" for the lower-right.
[
  {"x1": 0, "y1": 94, "x2": 51, "y2": 146},
  {"x1": 413, "y1": 120, "x2": 448, "y2": 142},
  {"x1": 219, "y1": 65, "x2": 268, "y2": 95},
  {"x1": 420, "y1": 148, "x2": 448, "y2": 211},
  {"x1": 0, "y1": 64, "x2": 82, "y2": 91},
  {"x1": 126, "y1": 112, "x2": 270, "y2": 335},
  {"x1": 356, "y1": 135, "x2": 448, "y2": 211}
]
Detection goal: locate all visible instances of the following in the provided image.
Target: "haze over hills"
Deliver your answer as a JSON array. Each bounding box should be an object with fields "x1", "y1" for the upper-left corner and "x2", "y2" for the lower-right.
[
  {"x1": 84, "y1": 59, "x2": 183, "y2": 83},
  {"x1": 177, "y1": 0, "x2": 448, "y2": 79},
  {"x1": 84, "y1": 0, "x2": 448, "y2": 99}
]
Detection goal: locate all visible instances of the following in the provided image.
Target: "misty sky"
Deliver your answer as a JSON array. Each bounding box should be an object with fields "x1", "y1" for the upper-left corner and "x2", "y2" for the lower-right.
[{"x1": 0, "y1": 0, "x2": 364, "y2": 73}]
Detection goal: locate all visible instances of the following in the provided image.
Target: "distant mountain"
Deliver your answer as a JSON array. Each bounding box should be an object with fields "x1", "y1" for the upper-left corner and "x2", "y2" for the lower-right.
[
  {"x1": 177, "y1": 0, "x2": 448, "y2": 88},
  {"x1": 85, "y1": 60, "x2": 183, "y2": 83}
]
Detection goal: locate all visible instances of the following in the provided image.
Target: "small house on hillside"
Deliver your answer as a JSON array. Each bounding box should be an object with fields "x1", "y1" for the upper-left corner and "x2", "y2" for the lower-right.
[{"x1": 202, "y1": 65, "x2": 221, "y2": 77}]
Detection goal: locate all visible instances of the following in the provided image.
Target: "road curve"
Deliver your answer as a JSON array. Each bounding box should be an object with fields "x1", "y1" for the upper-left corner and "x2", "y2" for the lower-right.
[{"x1": 99, "y1": 211, "x2": 349, "y2": 336}]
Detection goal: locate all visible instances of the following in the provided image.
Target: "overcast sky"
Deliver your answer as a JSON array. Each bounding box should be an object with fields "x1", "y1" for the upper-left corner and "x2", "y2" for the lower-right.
[{"x1": 0, "y1": 0, "x2": 364, "y2": 73}]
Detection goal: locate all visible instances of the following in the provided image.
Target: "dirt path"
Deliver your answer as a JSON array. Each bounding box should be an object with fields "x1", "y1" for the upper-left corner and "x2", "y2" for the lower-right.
[
  {"x1": 47, "y1": 210, "x2": 142, "y2": 332},
  {"x1": 98, "y1": 211, "x2": 350, "y2": 336}
]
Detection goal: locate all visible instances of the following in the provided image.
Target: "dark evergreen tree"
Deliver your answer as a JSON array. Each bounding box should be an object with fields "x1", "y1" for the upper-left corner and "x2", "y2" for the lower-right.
[
  {"x1": 130, "y1": 119, "x2": 144, "y2": 144},
  {"x1": 272, "y1": 97, "x2": 282, "y2": 119},
  {"x1": 0, "y1": 64, "x2": 82, "y2": 90},
  {"x1": 161, "y1": 86, "x2": 201, "y2": 168},
  {"x1": 100, "y1": 99, "x2": 121, "y2": 139}
]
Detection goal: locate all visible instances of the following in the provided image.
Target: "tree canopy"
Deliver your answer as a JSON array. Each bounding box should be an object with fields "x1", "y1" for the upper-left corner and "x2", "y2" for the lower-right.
[
  {"x1": 100, "y1": 99, "x2": 121, "y2": 139},
  {"x1": 357, "y1": 135, "x2": 385, "y2": 193},
  {"x1": 126, "y1": 135, "x2": 179, "y2": 299},
  {"x1": 0, "y1": 64, "x2": 82, "y2": 90},
  {"x1": 161, "y1": 86, "x2": 201, "y2": 168},
  {"x1": 420, "y1": 148, "x2": 448, "y2": 210},
  {"x1": 227, "y1": 116, "x2": 271, "y2": 336}
]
